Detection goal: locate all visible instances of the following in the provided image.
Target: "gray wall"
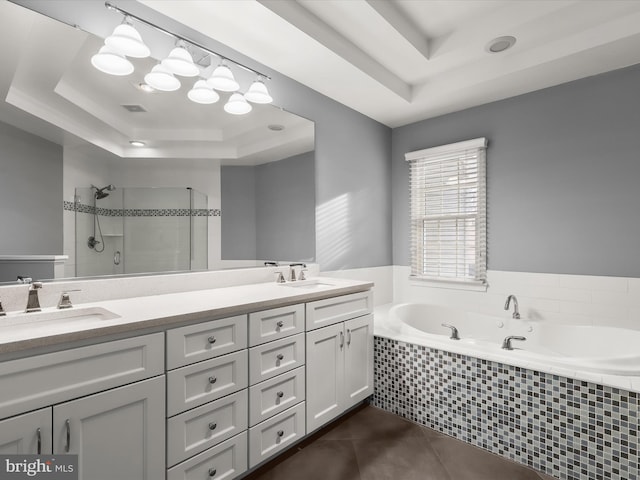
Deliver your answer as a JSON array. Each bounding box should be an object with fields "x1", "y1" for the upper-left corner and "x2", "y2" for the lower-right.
[
  {"x1": 0, "y1": 120, "x2": 63, "y2": 254},
  {"x1": 18, "y1": 0, "x2": 394, "y2": 272},
  {"x1": 221, "y1": 166, "x2": 256, "y2": 260},
  {"x1": 256, "y1": 152, "x2": 315, "y2": 262},
  {"x1": 392, "y1": 64, "x2": 640, "y2": 277}
]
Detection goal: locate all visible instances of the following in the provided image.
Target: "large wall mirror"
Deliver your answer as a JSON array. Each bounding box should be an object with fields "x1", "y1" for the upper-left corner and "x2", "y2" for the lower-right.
[{"x1": 0, "y1": 1, "x2": 315, "y2": 282}]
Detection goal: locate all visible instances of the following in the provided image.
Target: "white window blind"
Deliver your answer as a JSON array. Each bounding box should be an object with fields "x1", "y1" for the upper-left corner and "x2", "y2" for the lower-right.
[{"x1": 406, "y1": 138, "x2": 487, "y2": 284}]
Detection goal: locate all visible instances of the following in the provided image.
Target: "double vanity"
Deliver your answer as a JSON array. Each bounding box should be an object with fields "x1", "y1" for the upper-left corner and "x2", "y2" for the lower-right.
[{"x1": 0, "y1": 276, "x2": 374, "y2": 479}]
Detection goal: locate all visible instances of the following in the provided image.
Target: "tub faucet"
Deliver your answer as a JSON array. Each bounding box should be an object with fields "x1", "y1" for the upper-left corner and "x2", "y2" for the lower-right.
[
  {"x1": 25, "y1": 281, "x2": 43, "y2": 313},
  {"x1": 504, "y1": 295, "x2": 520, "y2": 319},
  {"x1": 441, "y1": 323, "x2": 460, "y2": 340},
  {"x1": 502, "y1": 335, "x2": 526, "y2": 350}
]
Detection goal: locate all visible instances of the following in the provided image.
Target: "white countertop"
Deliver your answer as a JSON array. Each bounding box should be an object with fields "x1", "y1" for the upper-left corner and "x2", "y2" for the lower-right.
[{"x1": 0, "y1": 277, "x2": 372, "y2": 355}]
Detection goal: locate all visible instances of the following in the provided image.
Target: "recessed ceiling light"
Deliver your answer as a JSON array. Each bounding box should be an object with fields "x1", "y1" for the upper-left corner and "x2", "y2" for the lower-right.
[
  {"x1": 137, "y1": 82, "x2": 155, "y2": 93},
  {"x1": 129, "y1": 140, "x2": 145, "y2": 147},
  {"x1": 485, "y1": 36, "x2": 516, "y2": 54},
  {"x1": 268, "y1": 124, "x2": 285, "y2": 131}
]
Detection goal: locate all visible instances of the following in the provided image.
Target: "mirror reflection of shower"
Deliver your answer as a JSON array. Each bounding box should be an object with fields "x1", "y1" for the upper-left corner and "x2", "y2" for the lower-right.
[{"x1": 87, "y1": 184, "x2": 116, "y2": 252}]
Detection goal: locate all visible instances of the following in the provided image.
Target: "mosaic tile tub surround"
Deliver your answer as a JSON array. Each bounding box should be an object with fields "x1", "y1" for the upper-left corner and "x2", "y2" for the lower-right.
[
  {"x1": 63, "y1": 200, "x2": 221, "y2": 217},
  {"x1": 372, "y1": 336, "x2": 639, "y2": 480}
]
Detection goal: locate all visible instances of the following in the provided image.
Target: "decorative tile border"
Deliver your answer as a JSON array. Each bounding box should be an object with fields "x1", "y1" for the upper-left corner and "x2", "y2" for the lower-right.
[
  {"x1": 64, "y1": 201, "x2": 220, "y2": 217},
  {"x1": 372, "y1": 336, "x2": 639, "y2": 480}
]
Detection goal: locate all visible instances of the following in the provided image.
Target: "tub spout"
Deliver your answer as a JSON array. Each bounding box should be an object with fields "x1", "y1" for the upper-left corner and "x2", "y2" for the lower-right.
[
  {"x1": 502, "y1": 335, "x2": 526, "y2": 350},
  {"x1": 441, "y1": 323, "x2": 460, "y2": 340},
  {"x1": 504, "y1": 294, "x2": 520, "y2": 319}
]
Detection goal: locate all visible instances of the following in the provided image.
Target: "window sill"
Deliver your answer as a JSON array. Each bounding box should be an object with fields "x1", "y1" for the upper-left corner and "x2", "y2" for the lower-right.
[{"x1": 409, "y1": 277, "x2": 488, "y2": 292}]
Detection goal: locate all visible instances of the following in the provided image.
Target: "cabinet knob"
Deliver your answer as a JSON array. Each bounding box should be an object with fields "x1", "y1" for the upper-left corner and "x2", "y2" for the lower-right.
[
  {"x1": 208, "y1": 422, "x2": 217, "y2": 431},
  {"x1": 276, "y1": 320, "x2": 284, "y2": 328},
  {"x1": 276, "y1": 353, "x2": 284, "y2": 361},
  {"x1": 208, "y1": 468, "x2": 217, "y2": 477},
  {"x1": 208, "y1": 376, "x2": 217, "y2": 384},
  {"x1": 276, "y1": 391, "x2": 284, "y2": 398},
  {"x1": 277, "y1": 430, "x2": 284, "y2": 437},
  {"x1": 207, "y1": 336, "x2": 216, "y2": 344}
]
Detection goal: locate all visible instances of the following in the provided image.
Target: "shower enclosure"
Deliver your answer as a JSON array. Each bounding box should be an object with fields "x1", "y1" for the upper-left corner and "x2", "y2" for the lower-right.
[{"x1": 75, "y1": 186, "x2": 208, "y2": 277}]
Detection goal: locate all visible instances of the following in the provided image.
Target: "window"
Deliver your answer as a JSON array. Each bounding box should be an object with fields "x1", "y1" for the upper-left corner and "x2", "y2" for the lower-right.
[{"x1": 405, "y1": 138, "x2": 487, "y2": 285}]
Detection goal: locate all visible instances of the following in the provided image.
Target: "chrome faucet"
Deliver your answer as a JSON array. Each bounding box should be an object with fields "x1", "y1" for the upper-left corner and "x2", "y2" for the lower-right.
[
  {"x1": 502, "y1": 335, "x2": 526, "y2": 350},
  {"x1": 504, "y1": 295, "x2": 520, "y2": 319},
  {"x1": 441, "y1": 323, "x2": 460, "y2": 340},
  {"x1": 288, "y1": 263, "x2": 306, "y2": 282},
  {"x1": 25, "y1": 282, "x2": 43, "y2": 313}
]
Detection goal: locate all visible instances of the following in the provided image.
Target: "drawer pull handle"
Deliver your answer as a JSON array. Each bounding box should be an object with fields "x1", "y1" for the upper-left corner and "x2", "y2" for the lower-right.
[
  {"x1": 208, "y1": 468, "x2": 217, "y2": 477},
  {"x1": 276, "y1": 391, "x2": 284, "y2": 398},
  {"x1": 65, "y1": 419, "x2": 71, "y2": 453},
  {"x1": 347, "y1": 329, "x2": 352, "y2": 346},
  {"x1": 36, "y1": 428, "x2": 42, "y2": 455},
  {"x1": 276, "y1": 353, "x2": 284, "y2": 361},
  {"x1": 276, "y1": 320, "x2": 284, "y2": 328},
  {"x1": 208, "y1": 422, "x2": 217, "y2": 431},
  {"x1": 277, "y1": 430, "x2": 284, "y2": 437},
  {"x1": 207, "y1": 336, "x2": 216, "y2": 344},
  {"x1": 208, "y1": 376, "x2": 217, "y2": 384}
]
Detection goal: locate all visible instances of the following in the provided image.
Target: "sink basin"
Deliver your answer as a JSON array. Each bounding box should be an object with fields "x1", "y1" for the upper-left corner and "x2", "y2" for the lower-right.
[
  {"x1": 0, "y1": 307, "x2": 120, "y2": 327},
  {"x1": 279, "y1": 279, "x2": 336, "y2": 290}
]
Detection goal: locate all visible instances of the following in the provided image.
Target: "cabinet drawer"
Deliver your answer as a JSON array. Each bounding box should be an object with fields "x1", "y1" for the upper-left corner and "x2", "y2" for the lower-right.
[
  {"x1": 167, "y1": 315, "x2": 247, "y2": 370},
  {"x1": 167, "y1": 390, "x2": 248, "y2": 467},
  {"x1": 249, "y1": 367, "x2": 305, "y2": 427},
  {"x1": 0, "y1": 333, "x2": 164, "y2": 420},
  {"x1": 167, "y1": 350, "x2": 248, "y2": 416},
  {"x1": 167, "y1": 431, "x2": 247, "y2": 480},
  {"x1": 249, "y1": 304, "x2": 304, "y2": 347},
  {"x1": 249, "y1": 334, "x2": 304, "y2": 384},
  {"x1": 248, "y1": 402, "x2": 305, "y2": 468},
  {"x1": 305, "y1": 291, "x2": 372, "y2": 331}
]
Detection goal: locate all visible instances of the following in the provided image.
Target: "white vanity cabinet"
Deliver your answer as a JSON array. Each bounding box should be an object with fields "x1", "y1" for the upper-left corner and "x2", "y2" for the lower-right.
[
  {"x1": 0, "y1": 408, "x2": 52, "y2": 455},
  {"x1": 0, "y1": 333, "x2": 165, "y2": 479},
  {"x1": 305, "y1": 292, "x2": 374, "y2": 433}
]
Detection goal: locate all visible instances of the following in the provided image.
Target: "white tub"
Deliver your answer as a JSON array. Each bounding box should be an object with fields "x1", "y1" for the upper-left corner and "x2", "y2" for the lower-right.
[{"x1": 375, "y1": 303, "x2": 640, "y2": 391}]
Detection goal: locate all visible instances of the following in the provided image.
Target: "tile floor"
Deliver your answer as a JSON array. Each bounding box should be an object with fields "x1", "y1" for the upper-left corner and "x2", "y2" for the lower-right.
[{"x1": 245, "y1": 404, "x2": 557, "y2": 480}]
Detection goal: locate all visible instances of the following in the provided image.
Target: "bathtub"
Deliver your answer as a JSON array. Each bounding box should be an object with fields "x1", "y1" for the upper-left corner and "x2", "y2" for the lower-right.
[{"x1": 375, "y1": 302, "x2": 640, "y2": 389}]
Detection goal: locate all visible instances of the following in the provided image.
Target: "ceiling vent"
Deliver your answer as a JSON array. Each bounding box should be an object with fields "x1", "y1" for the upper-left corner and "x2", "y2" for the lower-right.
[{"x1": 122, "y1": 104, "x2": 147, "y2": 113}]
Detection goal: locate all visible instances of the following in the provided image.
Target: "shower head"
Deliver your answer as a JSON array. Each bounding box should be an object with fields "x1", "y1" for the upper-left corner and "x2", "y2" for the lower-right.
[{"x1": 92, "y1": 184, "x2": 116, "y2": 200}]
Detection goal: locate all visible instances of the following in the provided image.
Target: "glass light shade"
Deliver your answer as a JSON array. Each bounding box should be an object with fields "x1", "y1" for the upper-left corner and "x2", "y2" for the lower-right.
[
  {"x1": 105, "y1": 23, "x2": 150, "y2": 58},
  {"x1": 224, "y1": 93, "x2": 252, "y2": 115},
  {"x1": 91, "y1": 46, "x2": 134, "y2": 76},
  {"x1": 144, "y1": 64, "x2": 181, "y2": 92},
  {"x1": 161, "y1": 46, "x2": 199, "y2": 77},
  {"x1": 207, "y1": 63, "x2": 239, "y2": 92},
  {"x1": 245, "y1": 79, "x2": 273, "y2": 104},
  {"x1": 187, "y1": 80, "x2": 220, "y2": 104}
]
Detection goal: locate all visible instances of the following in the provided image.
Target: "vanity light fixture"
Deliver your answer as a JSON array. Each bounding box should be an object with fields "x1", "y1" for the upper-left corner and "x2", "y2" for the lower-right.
[
  {"x1": 161, "y1": 40, "x2": 200, "y2": 77},
  {"x1": 91, "y1": 45, "x2": 134, "y2": 76},
  {"x1": 129, "y1": 140, "x2": 146, "y2": 147},
  {"x1": 144, "y1": 64, "x2": 181, "y2": 92},
  {"x1": 104, "y1": 18, "x2": 150, "y2": 58},
  {"x1": 245, "y1": 77, "x2": 273, "y2": 104},
  {"x1": 224, "y1": 93, "x2": 252, "y2": 115},
  {"x1": 207, "y1": 61, "x2": 240, "y2": 92},
  {"x1": 96, "y1": 2, "x2": 273, "y2": 113},
  {"x1": 187, "y1": 80, "x2": 220, "y2": 104}
]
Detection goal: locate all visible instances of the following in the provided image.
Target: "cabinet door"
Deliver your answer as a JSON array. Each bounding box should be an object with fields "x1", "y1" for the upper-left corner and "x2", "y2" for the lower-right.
[
  {"x1": 305, "y1": 323, "x2": 344, "y2": 433},
  {"x1": 344, "y1": 314, "x2": 374, "y2": 408},
  {"x1": 53, "y1": 376, "x2": 165, "y2": 480},
  {"x1": 0, "y1": 408, "x2": 52, "y2": 455}
]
